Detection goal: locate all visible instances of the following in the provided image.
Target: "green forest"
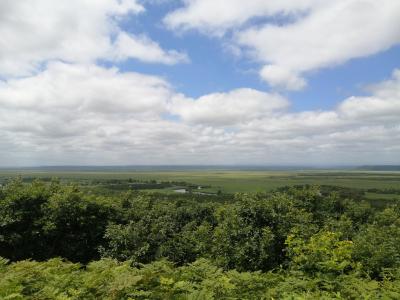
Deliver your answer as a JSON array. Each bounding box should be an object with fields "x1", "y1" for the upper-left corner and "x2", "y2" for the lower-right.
[{"x1": 2, "y1": 179, "x2": 400, "y2": 299}]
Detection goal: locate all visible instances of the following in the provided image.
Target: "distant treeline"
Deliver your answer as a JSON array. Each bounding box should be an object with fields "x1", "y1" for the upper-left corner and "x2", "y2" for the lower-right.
[
  {"x1": 366, "y1": 188, "x2": 400, "y2": 195},
  {"x1": 358, "y1": 165, "x2": 400, "y2": 171}
]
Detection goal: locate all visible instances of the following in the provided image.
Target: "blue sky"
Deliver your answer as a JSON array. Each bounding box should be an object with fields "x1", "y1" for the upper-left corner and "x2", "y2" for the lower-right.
[
  {"x1": 0, "y1": 0, "x2": 399, "y2": 166},
  {"x1": 116, "y1": 1, "x2": 400, "y2": 111}
]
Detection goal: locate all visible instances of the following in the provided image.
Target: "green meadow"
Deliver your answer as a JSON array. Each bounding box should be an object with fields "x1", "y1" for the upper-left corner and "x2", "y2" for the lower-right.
[{"x1": 1, "y1": 169, "x2": 400, "y2": 196}]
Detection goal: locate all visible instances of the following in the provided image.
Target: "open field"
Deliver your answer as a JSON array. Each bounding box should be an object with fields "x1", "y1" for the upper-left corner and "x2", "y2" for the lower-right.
[{"x1": 1, "y1": 169, "x2": 400, "y2": 197}]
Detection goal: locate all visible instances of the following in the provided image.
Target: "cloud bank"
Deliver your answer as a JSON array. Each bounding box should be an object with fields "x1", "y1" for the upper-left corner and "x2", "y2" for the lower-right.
[{"x1": 0, "y1": 62, "x2": 399, "y2": 165}]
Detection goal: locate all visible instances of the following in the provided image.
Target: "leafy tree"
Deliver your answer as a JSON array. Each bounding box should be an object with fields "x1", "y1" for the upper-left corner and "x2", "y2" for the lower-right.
[
  {"x1": 286, "y1": 230, "x2": 355, "y2": 276},
  {"x1": 0, "y1": 179, "x2": 54, "y2": 260},
  {"x1": 353, "y1": 207, "x2": 400, "y2": 278},
  {"x1": 211, "y1": 193, "x2": 314, "y2": 271},
  {"x1": 41, "y1": 186, "x2": 115, "y2": 262}
]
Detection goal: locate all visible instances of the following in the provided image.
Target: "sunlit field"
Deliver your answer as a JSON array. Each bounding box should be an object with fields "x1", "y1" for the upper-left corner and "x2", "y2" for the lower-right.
[{"x1": 1, "y1": 168, "x2": 400, "y2": 198}]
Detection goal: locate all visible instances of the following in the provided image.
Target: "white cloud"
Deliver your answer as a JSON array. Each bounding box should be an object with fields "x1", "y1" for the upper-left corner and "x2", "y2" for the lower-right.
[
  {"x1": 338, "y1": 70, "x2": 400, "y2": 121},
  {"x1": 260, "y1": 65, "x2": 306, "y2": 91},
  {"x1": 0, "y1": 0, "x2": 186, "y2": 77},
  {"x1": 164, "y1": 0, "x2": 320, "y2": 35},
  {"x1": 113, "y1": 32, "x2": 189, "y2": 65},
  {"x1": 170, "y1": 88, "x2": 289, "y2": 126},
  {"x1": 0, "y1": 64, "x2": 399, "y2": 166},
  {"x1": 166, "y1": 0, "x2": 400, "y2": 90},
  {"x1": 0, "y1": 62, "x2": 198, "y2": 165},
  {"x1": 0, "y1": 62, "x2": 171, "y2": 116}
]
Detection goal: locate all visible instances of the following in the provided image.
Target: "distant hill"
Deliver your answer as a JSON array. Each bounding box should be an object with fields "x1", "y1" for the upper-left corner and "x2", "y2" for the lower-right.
[
  {"x1": 0, "y1": 165, "x2": 336, "y2": 172},
  {"x1": 358, "y1": 165, "x2": 400, "y2": 171},
  {"x1": 2, "y1": 165, "x2": 399, "y2": 172}
]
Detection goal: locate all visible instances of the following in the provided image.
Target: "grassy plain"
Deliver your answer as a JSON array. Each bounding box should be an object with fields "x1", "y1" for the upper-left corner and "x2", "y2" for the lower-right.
[{"x1": 1, "y1": 169, "x2": 400, "y2": 196}]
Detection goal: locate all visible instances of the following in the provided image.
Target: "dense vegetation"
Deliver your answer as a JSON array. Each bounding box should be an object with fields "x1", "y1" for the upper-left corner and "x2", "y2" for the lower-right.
[{"x1": 1, "y1": 179, "x2": 400, "y2": 298}]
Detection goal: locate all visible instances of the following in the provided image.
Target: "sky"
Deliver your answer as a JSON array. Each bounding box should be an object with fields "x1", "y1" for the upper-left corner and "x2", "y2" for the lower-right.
[{"x1": 0, "y1": 0, "x2": 399, "y2": 166}]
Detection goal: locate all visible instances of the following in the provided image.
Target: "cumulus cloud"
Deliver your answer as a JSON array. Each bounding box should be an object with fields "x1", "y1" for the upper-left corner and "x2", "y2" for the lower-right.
[
  {"x1": 113, "y1": 32, "x2": 189, "y2": 64},
  {"x1": 0, "y1": 63, "x2": 399, "y2": 165},
  {"x1": 170, "y1": 89, "x2": 289, "y2": 126},
  {"x1": 164, "y1": 0, "x2": 320, "y2": 34},
  {"x1": 260, "y1": 66, "x2": 306, "y2": 91},
  {"x1": 0, "y1": 62, "x2": 171, "y2": 116},
  {"x1": 338, "y1": 70, "x2": 400, "y2": 121},
  {"x1": 0, "y1": 62, "x2": 196, "y2": 165},
  {"x1": 0, "y1": 0, "x2": 187, "y2": 77},
  {"x1": 165, "y1": 0, "x2": 400, "y2": 90}
]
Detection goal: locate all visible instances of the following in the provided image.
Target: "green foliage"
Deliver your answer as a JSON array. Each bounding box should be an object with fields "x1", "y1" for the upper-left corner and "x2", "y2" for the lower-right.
[
  {"x1": 1, "y1": 179, "x2": 400, "y2": 298},
  {"x1": 353, "y1": 207, "x2": 400, "y2": 278},
  {"x1": 0, "y1": 180, "x2": 116, "y2": 262},
  {"x1": 286, "y1": 231, "x2": 355, "y2": 276},
  {"x1": 0, "y1": 179, "x2": 55, "y2": 260},
  {"x1": 211, "y1": 193, "x2": 314, "y2": 271},
  {"x1": 100, "y1": 195, "x2": 218, "y2": 264},
  {"x1": 2, "y1": 257, "x2": 400, "y2": 299},
  {"x1": 42, "y1": 187, "x2": 115, "y2": 262}
]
